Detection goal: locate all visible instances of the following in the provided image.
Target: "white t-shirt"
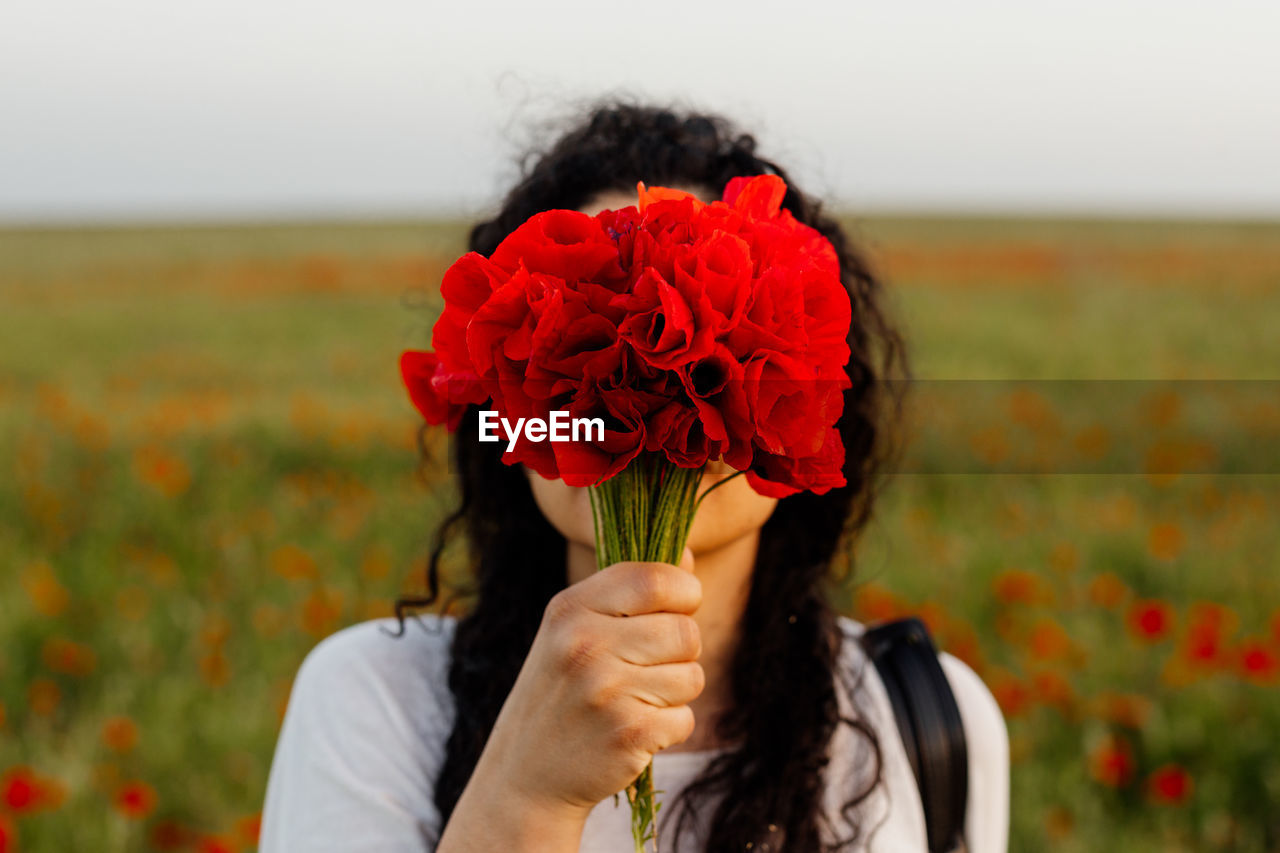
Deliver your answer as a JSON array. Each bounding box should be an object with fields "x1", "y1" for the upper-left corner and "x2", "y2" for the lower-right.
[{"x1": 260, "y1": 614, "x2": 1008, "y2": 852}]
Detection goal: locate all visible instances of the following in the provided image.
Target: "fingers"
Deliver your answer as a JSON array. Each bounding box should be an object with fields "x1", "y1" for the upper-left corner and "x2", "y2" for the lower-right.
[
  {"x1": 640, "y1": 705, "x2": 697, "y2": 753},
  {"x1": 576, "y1": 559, "x2": 702, "y2": 617},
  {"x1": 611, "y1": 612, "x2": 701, "y2": 666},
  {"x1": 627, "y1": 661, "x2": 706, "y2": 709}
]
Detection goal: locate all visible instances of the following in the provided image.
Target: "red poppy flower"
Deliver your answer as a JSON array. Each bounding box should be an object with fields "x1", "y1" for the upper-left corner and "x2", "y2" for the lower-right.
[
  {"x1": 401, "y1": 174, "x2": 851, "y2": 497},
  {"x1": 1126, "y1": 599, "x2": 1174, "y2": 642},
  {"x1": 1147, "y1": 764, "x2": 1193, "y2": 805},
  {"x1": 114, "y1": 780, "x2": 157, "y2": 819},
  {"x1": 1238, "y1": 638, "x2": 1279, "y2": 684},
  {"x1": 2, "y1": 766, "x2": 44, "y2": 813},
  {"x1": 1089, "y1": 735, "x2": 1135, "y2": 787},
  {"x1": 0, "y1": 815, "x2": 16, "y2": 853}
]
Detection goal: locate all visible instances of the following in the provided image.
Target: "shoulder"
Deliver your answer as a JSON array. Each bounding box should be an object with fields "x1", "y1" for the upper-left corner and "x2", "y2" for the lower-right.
[
  {"x1": 835, "y1": 616, "x2": 1009, "y2": 853},
  {"x1": 279, "y1": 612, "x2": 459, "y2": 761},
  {"x1": 292, "y1": 613, "x2": 458, "y2": 700},
  {"x1": 835, "y1": 615, "x2": 1006, "y2": 752},
  {"x1": 260, "y1": 614, "x2": 459, "y2": 852}
]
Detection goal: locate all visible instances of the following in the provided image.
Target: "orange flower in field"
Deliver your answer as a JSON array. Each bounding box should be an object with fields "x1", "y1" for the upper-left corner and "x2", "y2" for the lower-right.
[
  {"x1": 27, "y1": 679, "x2": 61, "y2": 717},
  {"x1": 1072, "y1": 424, "x2": 1110, "y2": 461},
  {"x1": 149, "y1": 820, "x2": 190, "y2": 851},
  {"x1": 916, "y1": 601, "x2": 948, "y2": 638},
  {"x1": 1147, "y1": 764, "x2": 1194, "y2": 805},
  {"x1": 1140, "y1": 389, "x2": 1182, "y2": 428},
  {"x1": 133, "y1": 445, "x2": 192, "y2": 498},
  {"x1": 1182, "y1": 622, "x2": 1224, "y2": 669},
  {"x1": 1237, "y1": 638, "x2": 1279, "y2": 684},
  {"x1": 21, "y1": 561, "x2": 71, "y2": 617},
  {"x1": 301, "y1": 587, "x2": 344, "y2": 638},
  {"x1": 992, "y1": 569, "x2": 1049, "y2": 607},
  {"x1": 270, "y1": 544, "x2": 317, "y2": 581},
  {"x1": 938, "y1": 619, "x2": 986, "y2": 674},
  {"x1": 101, "y1": 716, "x2": 139, "y2": 753},
  {"x1": 1188, "y1": 601, "x2": 1238, "y2": 634},
  {"x1": 41, "y1": 637, "x2": 98, "y2": 677},
  {"x1": 1048, "y1": 542, "x2": 1079, "y2": 575},
  {"x1": 0, "y1": 813, "x2": 16, "y2": 853},
  {"x1": 1147, "y1": 522, "x2": 1185, "y2": 562},
  {"x1": 199, "y1": 650, "x2": 231, "y2": 688},
  {"x1": 1028, "y1": 618, "x2": 1073, "y2": 662},
  {"x1": 1179, "y1": 601, "x2": 1238, "y2": 670},
  {"x1": 235, "y1": 812, "x2": 263, "y2": 846},
  {"x1": 114, "y1": 780, "x2": 157, "y2": 819},
  {"x1": 1031, "y1": 670, "x2": 1074, "y2": 710},
  {"x1": 1088, "y1": 734, "x2": 1135, "y2": 787},
  {"x1": 987, "y1": 668, "x2": 1032, "y2": 718},
  {"x1": 1126, "y1": 599, "x2": 1174, "y2": 642},
  {"x1": 1091, "y1": 691, "x2": 1153, "y2": 729},
  {"x1": 195, "y1": 835, "x2": 236, "y2": 853},
  {"x1": 1043, "y1": 805, "x2": 1074, "y2": 841},
  {"x1": 1087, "y1": 572, "x2": 1128, "y2": 609},
  {"x1": 853, "y1": 582, "x2": 906, "y2": 624},
  {"x1": 359, "y1": 546, "x2": 392, "y2": 581}
]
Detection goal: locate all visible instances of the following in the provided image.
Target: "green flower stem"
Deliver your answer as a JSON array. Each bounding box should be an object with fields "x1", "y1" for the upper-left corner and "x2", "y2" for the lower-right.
[{"x1": 588, "y1": 454, "x2": 705, "y2": 853}]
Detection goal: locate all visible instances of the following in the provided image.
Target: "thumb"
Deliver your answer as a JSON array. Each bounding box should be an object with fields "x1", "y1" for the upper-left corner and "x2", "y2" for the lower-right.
[{"x1": 678, "y1": 546, "x2": 695, "y2": 574}]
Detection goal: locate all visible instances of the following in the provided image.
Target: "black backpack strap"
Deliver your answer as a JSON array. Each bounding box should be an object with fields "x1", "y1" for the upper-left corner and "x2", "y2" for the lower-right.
[{"x1": 860, "y1": 617, "x2": 968, "y2": 853}]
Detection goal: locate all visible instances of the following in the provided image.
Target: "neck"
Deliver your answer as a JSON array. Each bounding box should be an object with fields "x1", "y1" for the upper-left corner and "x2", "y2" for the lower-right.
[{"x1": 566, "y1": 531, "x2": 758, "y2": 753}]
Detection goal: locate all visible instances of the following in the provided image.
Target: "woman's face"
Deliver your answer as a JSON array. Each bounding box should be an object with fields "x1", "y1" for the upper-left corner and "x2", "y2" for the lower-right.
[{"x1": 524, "y1": 183, "x2": 780, "y2": 561}]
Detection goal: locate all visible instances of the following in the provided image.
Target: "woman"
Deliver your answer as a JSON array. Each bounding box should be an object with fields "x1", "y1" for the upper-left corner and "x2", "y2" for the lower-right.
[{"x1": 260, "y1": 101, "x2": 1009, "y2": 852}]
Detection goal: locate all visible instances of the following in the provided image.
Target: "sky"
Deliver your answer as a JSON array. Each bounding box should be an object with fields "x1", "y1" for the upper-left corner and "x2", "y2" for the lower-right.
[{"x1": 3, "y1": 0, "x2": 1279, "y2": 222}]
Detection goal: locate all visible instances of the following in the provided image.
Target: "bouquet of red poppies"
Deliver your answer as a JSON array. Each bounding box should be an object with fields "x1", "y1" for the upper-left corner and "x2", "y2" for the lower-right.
[{"x1": 400, "y1": 174, "x2": 852, "y2": 851}]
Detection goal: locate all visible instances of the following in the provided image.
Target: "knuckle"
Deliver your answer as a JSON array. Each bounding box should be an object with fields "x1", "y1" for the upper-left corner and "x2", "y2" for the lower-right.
[
  {"x1": 616, "y1": 717, "x2": 653, "y2": 755},
  {"x1": 582, "y1": 668, "x2": 618, "y2": 709},
  {"x1": 543, "y1": 590, "x2": 575, "y2": 626},
  {"x1": 633, "y1": 563, "x2": 669, "y2": 606},
  {"x1": 557, "y1": 624, "x2": 602, "y2": 674}
]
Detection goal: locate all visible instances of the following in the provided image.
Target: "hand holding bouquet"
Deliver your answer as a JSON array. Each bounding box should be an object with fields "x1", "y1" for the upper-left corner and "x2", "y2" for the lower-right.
[{"x1": 402, "y1": 174, "x2": 852, "y2": 851}]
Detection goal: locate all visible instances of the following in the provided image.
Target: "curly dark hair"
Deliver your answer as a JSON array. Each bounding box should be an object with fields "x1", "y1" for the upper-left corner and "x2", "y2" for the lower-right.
[{"x1": 393, "y1": 98, "x2": 911, "y2": 852}]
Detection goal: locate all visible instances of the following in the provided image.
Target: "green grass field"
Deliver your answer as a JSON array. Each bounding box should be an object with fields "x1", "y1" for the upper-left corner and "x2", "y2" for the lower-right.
[{"x1": 2, "y1": 216, "x2": 1278, "y2": 851}]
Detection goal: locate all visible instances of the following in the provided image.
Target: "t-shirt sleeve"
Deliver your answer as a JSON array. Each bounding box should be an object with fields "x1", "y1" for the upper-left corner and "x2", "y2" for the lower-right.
[
  {"x1": 939, "y1": 652, "x2": 1010, "y2": 853},
  {"x1": 259, "y1": 617, "x2": 456, "y2": 852}
]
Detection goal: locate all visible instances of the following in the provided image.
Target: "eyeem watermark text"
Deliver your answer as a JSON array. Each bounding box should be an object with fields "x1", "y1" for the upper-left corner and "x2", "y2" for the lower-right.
[{"x1": 478, "y1": 411, "x2": 605, "y2": 451}]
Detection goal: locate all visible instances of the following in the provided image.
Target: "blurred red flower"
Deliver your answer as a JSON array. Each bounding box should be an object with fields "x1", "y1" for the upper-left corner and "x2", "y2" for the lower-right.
[
  {"x1": 1126, "y1": 599, "x2": 1174, "y2": 642},
  {"x1": 1178, "y1": 601, "x2": 1238, "y2": 671},
  {"x1": 114, "y1": 780, "x2": 157, "y2": 819},
  {"x1": 1031, "y1": 670, "x2": 1075, "y2": 711},
  {"x1": 988, "y1": 668, "x2": 1032, "y2": 718},
  {"x1": 195, "y1": 835, "x2": 236, "y2": 853},
  {"x1": 1238, "y1": 638, "x2": 1279, "y2": 684},
  {"x1": 1089, "y1": 734, "x2": 1135, "y2": 787},
  {"x1": 149, "y1": 820, "x2": 189, "y2": 851},
  {"x1": 1147, "y1": 763, "x2": 1194, "y2": 805},
  {"x1": 235, "y1": 812, "x2": 263, "y2": 846},
  {"x1": 2, "y1": 766, "x2": 45, "y2": 813}
]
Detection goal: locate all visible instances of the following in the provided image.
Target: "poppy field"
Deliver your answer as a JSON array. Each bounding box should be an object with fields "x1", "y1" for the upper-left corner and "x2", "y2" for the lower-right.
[{"x1": 1, "y1": 216, "x2": 1278, "y2": 851}]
